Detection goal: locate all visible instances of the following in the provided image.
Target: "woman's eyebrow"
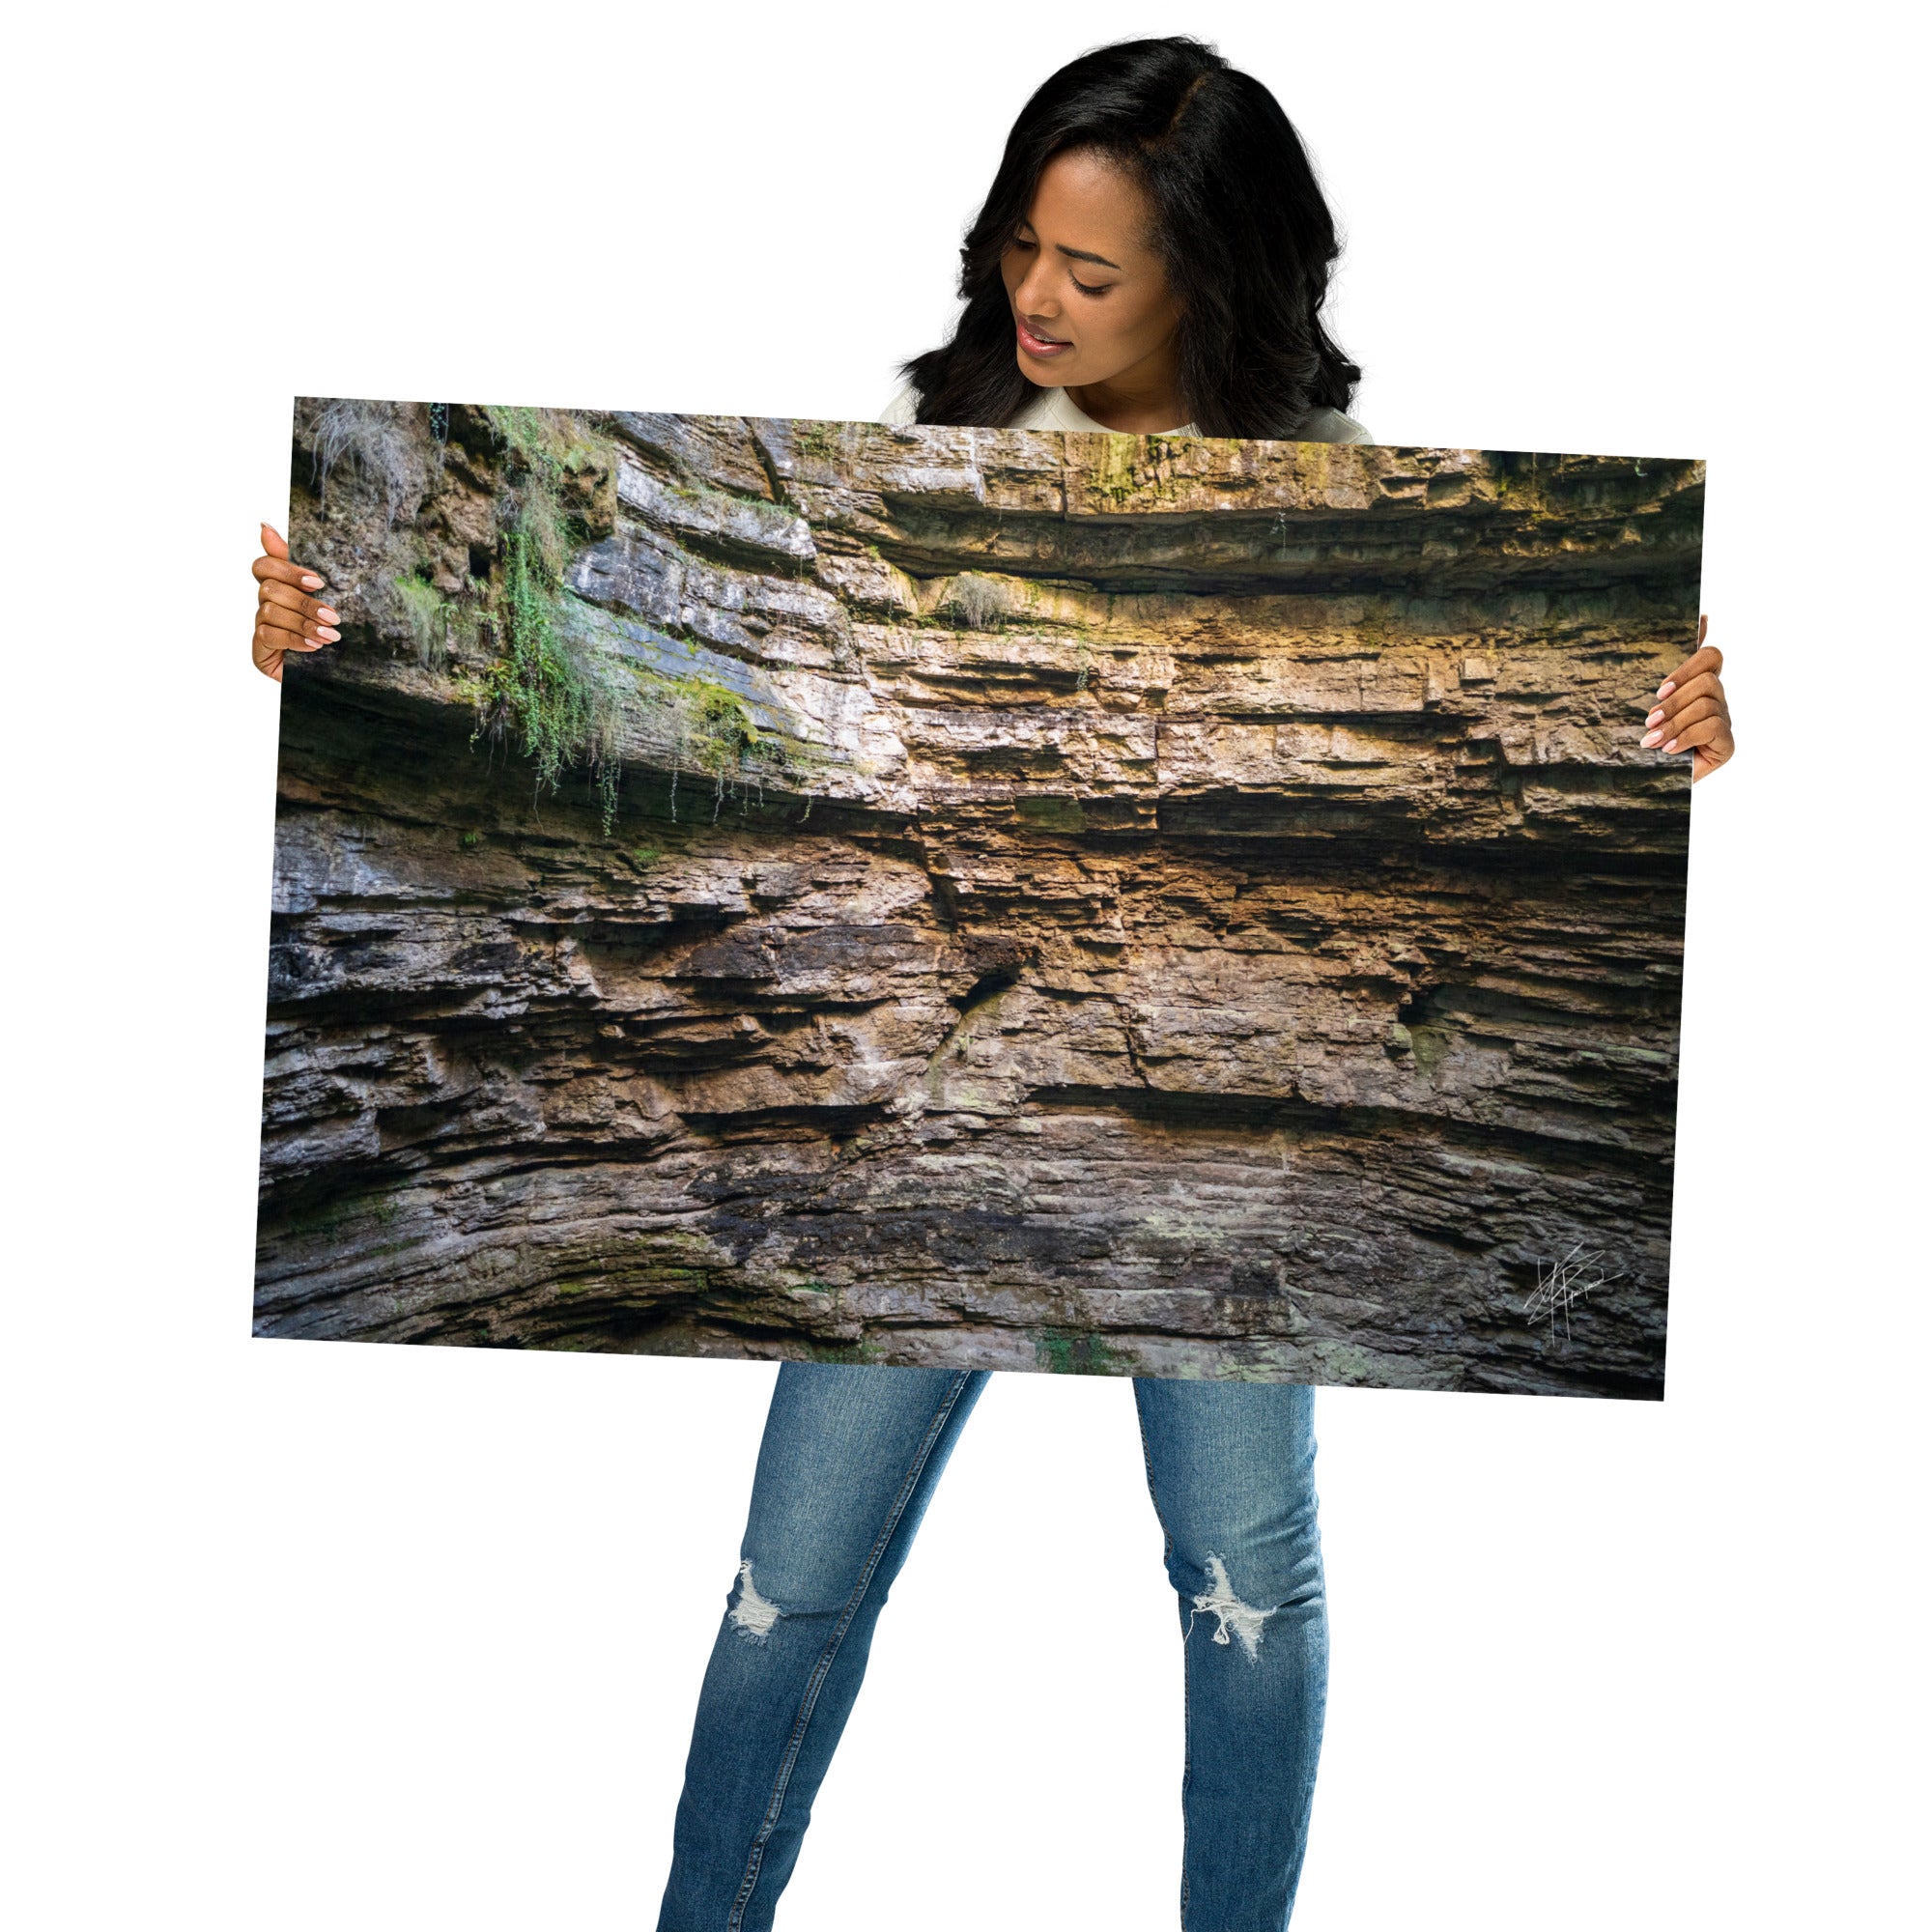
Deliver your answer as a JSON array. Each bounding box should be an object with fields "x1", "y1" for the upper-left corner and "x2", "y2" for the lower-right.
[{"x1": 1056, "y1": 243, "x2": 1122, "y2": 270}]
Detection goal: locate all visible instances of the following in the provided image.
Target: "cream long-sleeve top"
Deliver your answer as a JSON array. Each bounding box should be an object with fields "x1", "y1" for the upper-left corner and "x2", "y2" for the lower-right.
[{"x1": 878, "y1": 379, "x2": 1371, "y2": 443}]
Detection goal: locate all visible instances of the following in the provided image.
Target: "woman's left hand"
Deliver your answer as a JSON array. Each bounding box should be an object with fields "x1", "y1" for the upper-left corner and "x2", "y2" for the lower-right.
[{"x1": 1641, "y1": 614, "x2": 1734, "y2": 781}]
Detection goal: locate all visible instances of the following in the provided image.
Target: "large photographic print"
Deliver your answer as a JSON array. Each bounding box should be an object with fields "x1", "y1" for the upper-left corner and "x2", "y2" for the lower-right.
[{"x1": 256, "y1": 402, "x2": 1700, "y2": 1397}]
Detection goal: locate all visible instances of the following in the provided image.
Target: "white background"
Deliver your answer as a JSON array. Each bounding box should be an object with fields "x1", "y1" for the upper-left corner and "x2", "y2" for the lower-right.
[{"x1": 3, "y1": 3, "x2": 1925, "y2": 1927}]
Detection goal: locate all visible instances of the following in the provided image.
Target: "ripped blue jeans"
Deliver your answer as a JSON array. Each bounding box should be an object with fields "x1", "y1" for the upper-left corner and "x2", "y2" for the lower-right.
[{"x1": 657, "y1": 1364, "x2": 1327, "y2": 1932}]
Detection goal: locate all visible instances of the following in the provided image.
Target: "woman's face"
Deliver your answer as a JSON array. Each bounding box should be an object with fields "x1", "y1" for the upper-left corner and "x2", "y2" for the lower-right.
[{"x1": 999, "y1": 147, "x2": 1181, "y2": 394}]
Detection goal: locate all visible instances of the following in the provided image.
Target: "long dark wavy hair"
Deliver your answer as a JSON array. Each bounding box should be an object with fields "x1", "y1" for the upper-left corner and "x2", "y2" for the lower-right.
[{"x1": 899, "y1": 36, "x2": 1360, "y2": 439}]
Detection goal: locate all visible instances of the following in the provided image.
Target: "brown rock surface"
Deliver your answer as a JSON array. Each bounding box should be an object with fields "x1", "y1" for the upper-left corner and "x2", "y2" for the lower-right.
[{"x1": 256, "y1": 401, "x2": 1700, "y2": 1397}]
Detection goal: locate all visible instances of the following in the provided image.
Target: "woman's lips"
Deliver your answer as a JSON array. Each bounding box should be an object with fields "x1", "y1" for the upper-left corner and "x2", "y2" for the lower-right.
[{"x1": 1016, "y1": 316, "x2": 1072, "y2": 358}]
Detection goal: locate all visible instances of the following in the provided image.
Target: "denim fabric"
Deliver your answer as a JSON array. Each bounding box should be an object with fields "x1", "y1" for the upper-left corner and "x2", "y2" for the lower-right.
[{"x1": 656, "y1": 1363, "x2": 1326, "y2": 1932}]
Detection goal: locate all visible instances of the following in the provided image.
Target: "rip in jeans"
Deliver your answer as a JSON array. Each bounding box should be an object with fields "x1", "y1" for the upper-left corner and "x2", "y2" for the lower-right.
[
  {"x1": 1189, "y1": 1554, "x2": 1271, "y2": 1662},
  {"x1": 728, "y1": 1559, "x2": 784, "y2": 1641}
]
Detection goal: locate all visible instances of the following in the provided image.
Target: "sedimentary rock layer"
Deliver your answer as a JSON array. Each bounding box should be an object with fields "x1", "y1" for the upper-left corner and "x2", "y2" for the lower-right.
[{"x1": 256, "y1": 403, "x2": 1699, "y2": 1397}]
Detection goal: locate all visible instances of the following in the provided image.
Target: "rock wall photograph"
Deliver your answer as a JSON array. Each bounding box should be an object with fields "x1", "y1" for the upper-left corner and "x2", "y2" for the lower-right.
[{"x1": 255, "y1": 401, "x2": 1701, "y2": 1398}]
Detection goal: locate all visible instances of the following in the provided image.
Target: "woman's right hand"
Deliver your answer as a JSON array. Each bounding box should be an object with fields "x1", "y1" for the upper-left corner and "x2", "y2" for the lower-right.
[{"x1": 251, "y1": 523, "x2": 340, "y2": 682}]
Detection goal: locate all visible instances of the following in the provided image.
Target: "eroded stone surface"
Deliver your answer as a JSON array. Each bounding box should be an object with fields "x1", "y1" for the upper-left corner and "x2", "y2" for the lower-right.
[{"x1": 257, "y1": 404, "x2": 1699, "y2": 1397}]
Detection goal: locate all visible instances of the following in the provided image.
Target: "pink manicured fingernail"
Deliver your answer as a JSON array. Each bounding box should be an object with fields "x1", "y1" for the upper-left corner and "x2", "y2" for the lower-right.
[
  {"x1": 301, "y1": 573, "x2": 324, "y2": 589},
  {"x1": 1641, "y1": 729, "x2": 1662, "y2": 747},
  {"x1": 316, "y1": 607, "x2": 338, "y2": 623},
  {"x1": 1645, "y1": 707, "x2": 1664, "y2": 725},
  {"x1": 1656, "y1": 680, "x2": 1676, "y2": 698}
]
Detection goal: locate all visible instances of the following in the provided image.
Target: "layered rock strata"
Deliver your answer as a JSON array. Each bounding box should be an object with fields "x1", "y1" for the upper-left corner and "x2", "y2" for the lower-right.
[{"x1": 256, "y1": 403, "x2": 1700, "y2": 1398}]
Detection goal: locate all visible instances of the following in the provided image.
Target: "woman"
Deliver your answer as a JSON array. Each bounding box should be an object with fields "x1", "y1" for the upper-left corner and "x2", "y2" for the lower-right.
[{"x1": 249, "y1": 38, "x2": 1734, "y2": 1930}]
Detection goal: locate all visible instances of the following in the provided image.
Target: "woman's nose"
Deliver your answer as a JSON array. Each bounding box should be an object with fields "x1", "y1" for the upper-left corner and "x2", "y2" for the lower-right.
[{"x1": 1013, "y1": 261, "x2": 1061, "y2": 320}]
